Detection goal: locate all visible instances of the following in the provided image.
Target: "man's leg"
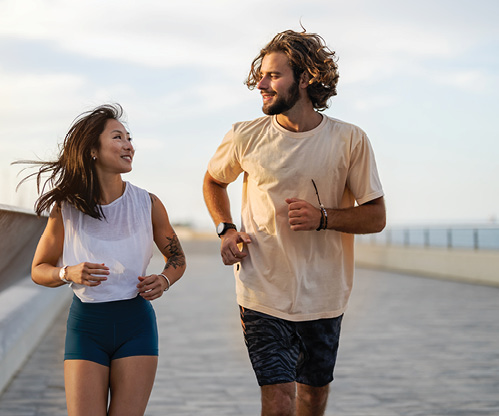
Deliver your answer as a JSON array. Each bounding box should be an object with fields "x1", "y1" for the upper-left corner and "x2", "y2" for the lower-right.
[
  {"x1": 294, "y1": 314, "x2": 342, "y2": 416},
  {"x1": 261, "y1": 382, "x2": 296, "y2": 416},
  {"x1": 240, "y1": 307, "x2": 302, "y2": 415},
  {"x1": 260, "y1": 382, "x2": 330, "y2": 416},
  {"x1": 296, "y1": 383, "x2": 329, "y2": 416}
]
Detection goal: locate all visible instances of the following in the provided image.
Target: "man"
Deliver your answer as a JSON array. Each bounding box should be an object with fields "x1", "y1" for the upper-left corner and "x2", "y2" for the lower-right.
[{"x1": 203, "y1": 29, "x2": 385, "y2": 416}]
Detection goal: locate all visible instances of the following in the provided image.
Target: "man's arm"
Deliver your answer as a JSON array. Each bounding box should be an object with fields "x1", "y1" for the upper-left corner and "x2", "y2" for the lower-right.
[
  {"x1": 203, "y1": 171, "x2": 234, "y2": 226},
  {"x1": 203, "y1": 171, "x2": 251, "y2": 265},
  {"x1": 286, "y1": 196, "x2": 386, "y2": 234}
]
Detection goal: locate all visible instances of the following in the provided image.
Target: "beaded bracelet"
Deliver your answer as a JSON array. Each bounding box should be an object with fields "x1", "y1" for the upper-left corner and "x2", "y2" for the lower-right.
[
  {"x1": 158, "y1": 273, "x2": 171, "y2": 292},
  {"x1": 312, "y1": 179, "x2": 328, "y2": 231},
  {"x1": 316, "y1": 208, "x2": 325, "y2": 231},
  {"x1": 321, "y1": 207, "x2": 328, "y2": 230},
  {"x1": 316, "y1": 209, "x2": 324, "y2": 231}
]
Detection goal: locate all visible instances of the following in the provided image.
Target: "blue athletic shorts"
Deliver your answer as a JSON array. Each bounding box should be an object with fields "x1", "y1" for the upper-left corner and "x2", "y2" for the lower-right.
[
  {"x1": 240, "y1": 306, "x2": 343, "y2": 387},
  {"x1": 65, "y1": 294, "x2": 159, "y2": 367}
]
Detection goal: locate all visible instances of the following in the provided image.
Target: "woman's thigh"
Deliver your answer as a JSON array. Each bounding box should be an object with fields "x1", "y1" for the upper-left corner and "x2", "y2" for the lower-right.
[
  {"x1": 108, "y1": 355, "x2": 158, "y2": 416},
  {"x1": 64, "y1": 359, "x2": 109, "y2": 416}
]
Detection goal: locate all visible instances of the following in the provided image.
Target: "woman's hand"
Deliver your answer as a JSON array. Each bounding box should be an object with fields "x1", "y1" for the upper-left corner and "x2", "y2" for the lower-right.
[
  {"x1": 137, "y1": 274, "x2": 168, "y2": 301},
  {"x1": 65, "y1": 262, "x2": 109, "y2": 286}
]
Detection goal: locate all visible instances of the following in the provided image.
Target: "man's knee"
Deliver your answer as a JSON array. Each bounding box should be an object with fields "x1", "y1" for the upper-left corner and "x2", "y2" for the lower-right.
[
  {"x1": 296, "y1": 383, "x2": 330, "y2": 410},
  {"x1": 261, "y1": 383, "x2": 296, "y2": 416}
]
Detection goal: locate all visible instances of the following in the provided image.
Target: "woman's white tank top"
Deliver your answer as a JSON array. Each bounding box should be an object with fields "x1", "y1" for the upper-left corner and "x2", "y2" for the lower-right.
[{"x1": 61, "y1": 182, "x2": 153, "y2": 303}]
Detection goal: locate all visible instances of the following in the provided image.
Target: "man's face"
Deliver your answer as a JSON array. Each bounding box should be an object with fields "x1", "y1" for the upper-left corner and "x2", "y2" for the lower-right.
[{"x1": 257, "y1": 52, "x2": 300, "y2": 115}]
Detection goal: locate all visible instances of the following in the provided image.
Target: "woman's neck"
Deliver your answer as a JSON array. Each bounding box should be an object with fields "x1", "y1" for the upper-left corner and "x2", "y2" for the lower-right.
[{"x1": 98, "y1": 175, "x2": 125, "y2": 205}]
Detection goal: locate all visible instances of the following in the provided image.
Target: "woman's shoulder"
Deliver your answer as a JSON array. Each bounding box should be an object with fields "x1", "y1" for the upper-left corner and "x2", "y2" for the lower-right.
[
  {"x1": 125, "y1": 181, "x2": 149, "y2": 196},
  {"x1": 124, "y1": 182, "x2": 152, "y2": 207}
]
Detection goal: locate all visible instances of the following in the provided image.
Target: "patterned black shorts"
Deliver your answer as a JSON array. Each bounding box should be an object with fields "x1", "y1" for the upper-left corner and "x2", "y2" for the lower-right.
[{"x1": 239, "y1": 306, "x2": 343, "y2": 387}]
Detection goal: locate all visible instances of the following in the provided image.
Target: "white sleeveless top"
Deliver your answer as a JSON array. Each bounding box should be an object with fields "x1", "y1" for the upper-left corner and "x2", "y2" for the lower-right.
[{"x1": 61, "y1": 182, "x2": 153, "y2": 303}]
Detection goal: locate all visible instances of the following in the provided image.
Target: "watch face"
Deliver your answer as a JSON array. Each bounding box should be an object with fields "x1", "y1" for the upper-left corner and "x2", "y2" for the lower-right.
[{"x1": 217, "y1": 223, "x2": 225, "y2": 234}]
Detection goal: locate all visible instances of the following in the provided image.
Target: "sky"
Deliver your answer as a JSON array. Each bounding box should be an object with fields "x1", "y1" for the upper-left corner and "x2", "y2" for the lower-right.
[{"x1": 1, "y1": 0, "x2": 498, "y2": 230}]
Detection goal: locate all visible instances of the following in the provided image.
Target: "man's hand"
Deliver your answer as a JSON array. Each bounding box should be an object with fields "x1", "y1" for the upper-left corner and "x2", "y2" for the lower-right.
[
  {"x1": 220, "y1": 229, "x2": 252, "y2": 265},
  {"x1": 286, "y1": 198, "x2": 322, "y2": 231}
]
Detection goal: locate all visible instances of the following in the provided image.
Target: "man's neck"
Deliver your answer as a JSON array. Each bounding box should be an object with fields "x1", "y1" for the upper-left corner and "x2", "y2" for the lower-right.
[{"x1": 275, "y1": 104, "x2": 323, "y2": 133}]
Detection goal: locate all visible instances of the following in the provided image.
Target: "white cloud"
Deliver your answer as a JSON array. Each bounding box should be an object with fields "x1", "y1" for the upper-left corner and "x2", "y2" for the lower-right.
[
  {"x1": 0, "y1": 66, "x2": 140, "y2": 152},
  {"x1": 352, "y1": 95, "x2": 398, "y2": 111},
  {"x1": 0, "y1": 0, "x2": 261, "y2": 71},
  {"x1": 0, "y1": 68, "x2": 86, "y2": 148},
  {"x1": 1, "y1": 0, "x2": 498, "y2": 225},
  {"x1": 430, "y1": 69, "x2": 495, "y2": 93}
]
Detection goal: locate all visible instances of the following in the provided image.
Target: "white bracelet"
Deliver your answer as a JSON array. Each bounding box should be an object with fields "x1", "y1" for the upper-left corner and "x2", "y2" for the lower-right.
[{"x1": 158, "y1": 273, "x2": 171, "y2": 292}]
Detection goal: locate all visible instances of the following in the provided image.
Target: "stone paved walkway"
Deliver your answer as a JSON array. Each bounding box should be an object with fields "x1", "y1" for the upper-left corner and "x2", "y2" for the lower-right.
[{"x1": 1, "y1": 240, "x2": 498, "y2": 415}]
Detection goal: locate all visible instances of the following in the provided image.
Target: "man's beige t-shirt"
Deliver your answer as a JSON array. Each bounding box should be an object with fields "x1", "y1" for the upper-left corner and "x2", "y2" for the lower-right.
[{"x1": 208, "y1": 114, "x2": 384, "y2": 321}]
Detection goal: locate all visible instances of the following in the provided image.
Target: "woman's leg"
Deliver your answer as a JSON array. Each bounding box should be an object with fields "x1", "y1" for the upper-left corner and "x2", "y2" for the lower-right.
[
  {"x1": 108, "y1": 355, "x2": 158, "y2": 416},
  {"x1": 64, "y1": 359, "x2": 110, "y2": 416}
]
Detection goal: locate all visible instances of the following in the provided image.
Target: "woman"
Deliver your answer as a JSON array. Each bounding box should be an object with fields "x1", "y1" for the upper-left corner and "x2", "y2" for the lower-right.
[{"x1": 26, "y1": 104, "x2": 186, "y2": 415}]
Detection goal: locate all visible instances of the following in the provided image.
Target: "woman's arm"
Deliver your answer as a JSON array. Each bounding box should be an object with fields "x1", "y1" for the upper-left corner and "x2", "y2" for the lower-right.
[
  {"x1": 137, "y1": 194, "x2": 186, "y2": 300},
  {"x1": 31, "y1": 206, "x2": 66, "y2": 287},
  {"x1": 31, "y1": 206, "x2": 110, "y2": 287}
]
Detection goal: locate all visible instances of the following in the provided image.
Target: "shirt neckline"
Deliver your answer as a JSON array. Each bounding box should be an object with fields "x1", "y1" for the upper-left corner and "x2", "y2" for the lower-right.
[
  {"x1": 100, "y1": 181, "x2": 129, "y2": 208},
  {"x1": 271, "y1": 113, "x2": 327, "y2": 138}
]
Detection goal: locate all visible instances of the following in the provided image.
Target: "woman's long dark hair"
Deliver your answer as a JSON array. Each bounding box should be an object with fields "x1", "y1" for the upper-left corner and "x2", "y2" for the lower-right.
[{"x1": 15, "y1": 104, "x2": 124, "y2": 219}]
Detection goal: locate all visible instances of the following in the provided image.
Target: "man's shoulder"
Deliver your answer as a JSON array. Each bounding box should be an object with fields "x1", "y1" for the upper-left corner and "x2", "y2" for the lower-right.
[
  {"x1": 323, "y1": 115, "x2": 366, "y2": 136},
  {"x1": 232, "y1": 115, "x2": 272, "y2": 135}
]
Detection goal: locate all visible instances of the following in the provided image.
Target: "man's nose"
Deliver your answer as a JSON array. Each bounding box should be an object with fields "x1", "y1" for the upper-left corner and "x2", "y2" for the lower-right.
[{"x1": 257, "y1": 76, "x2": 269, "y2": 90}]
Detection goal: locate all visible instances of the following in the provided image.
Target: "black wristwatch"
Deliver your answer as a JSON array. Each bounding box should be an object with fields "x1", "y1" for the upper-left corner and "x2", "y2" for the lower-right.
[{"x1": 217, "y1": 222, "x2": 237, "y2": 238}]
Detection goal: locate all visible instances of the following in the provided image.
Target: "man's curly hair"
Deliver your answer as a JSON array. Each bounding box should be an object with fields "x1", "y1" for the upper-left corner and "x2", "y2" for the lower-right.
[{"x1": 246, "y1": 29, "x2": 339, "y2": 111}]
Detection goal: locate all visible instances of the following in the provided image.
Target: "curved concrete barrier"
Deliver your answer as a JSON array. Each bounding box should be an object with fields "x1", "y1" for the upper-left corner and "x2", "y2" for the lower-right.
[
  {"x1": 0, "y1": 205, "x2": 47, "y2": 291},
  {"x1": 0, "y1": 205, "x2": 72, "y2": 394},
  {"x1": 355, "y1": 243, "x2": 499, "y2": 286}
]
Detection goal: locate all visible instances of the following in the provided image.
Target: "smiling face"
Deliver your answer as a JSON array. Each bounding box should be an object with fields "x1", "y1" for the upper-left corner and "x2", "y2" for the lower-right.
[
  {"x1": 92, "y1": 118, "x2": 134, "y2": 175},
  {"x1": 257, "y1": 52, "x2": 301, "y2": 115}
]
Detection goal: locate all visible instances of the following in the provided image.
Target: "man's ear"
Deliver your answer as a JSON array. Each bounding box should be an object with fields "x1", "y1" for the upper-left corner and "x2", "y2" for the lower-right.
[{"x1": 299, "y1": 71, "x2": 312, "y2": 89}]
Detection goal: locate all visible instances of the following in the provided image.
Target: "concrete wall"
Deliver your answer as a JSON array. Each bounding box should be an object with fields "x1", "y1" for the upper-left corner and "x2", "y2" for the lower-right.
[
  {"x1": 355, "y1": 243, "x2": 499, "y2": 287},
  {"x1": 0, "y1": 205, "x2": 47, "y2": 291},
  {"x1": 0, "y1": 205, "x2": 72, "y2": 394}
]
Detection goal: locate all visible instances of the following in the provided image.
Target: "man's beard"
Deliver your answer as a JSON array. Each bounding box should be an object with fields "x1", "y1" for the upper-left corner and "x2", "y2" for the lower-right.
[{"x1": 262, "y1": 81, "x2": 300, "y2": 115}]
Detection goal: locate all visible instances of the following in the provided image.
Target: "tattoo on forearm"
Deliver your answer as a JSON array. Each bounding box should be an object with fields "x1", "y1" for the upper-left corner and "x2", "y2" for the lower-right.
[{"x1": 163, "y1": 233, "x2": 185, "y2": 269}]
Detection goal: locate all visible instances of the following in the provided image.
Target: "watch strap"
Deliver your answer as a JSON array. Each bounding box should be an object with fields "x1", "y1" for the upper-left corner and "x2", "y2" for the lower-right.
[{"x1": 59, "y1": 265, "x2": 70, "y2": 284}]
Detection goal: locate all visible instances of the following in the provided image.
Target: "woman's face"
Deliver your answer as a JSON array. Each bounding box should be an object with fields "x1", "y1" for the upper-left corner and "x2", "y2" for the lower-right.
[{"x1": 92, "y1": 119, "x2": 135, "y2": 175}]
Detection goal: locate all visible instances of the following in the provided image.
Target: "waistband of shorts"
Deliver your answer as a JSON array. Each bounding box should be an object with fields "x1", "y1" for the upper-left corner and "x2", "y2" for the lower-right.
[{"x1": 69, "y1": 294, "x2": 152, "y2": 321}]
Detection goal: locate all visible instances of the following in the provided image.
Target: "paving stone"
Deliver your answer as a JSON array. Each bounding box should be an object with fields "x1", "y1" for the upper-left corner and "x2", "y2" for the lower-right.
[{"x1": 0, "y1": 240, "x2": 498, "y2": 415}]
